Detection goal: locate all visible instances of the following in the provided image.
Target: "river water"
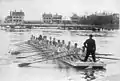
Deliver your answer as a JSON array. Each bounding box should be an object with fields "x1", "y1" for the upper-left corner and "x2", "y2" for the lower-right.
[{"x1": 0, "y1": 28, "x2": 120, "y2": 81}]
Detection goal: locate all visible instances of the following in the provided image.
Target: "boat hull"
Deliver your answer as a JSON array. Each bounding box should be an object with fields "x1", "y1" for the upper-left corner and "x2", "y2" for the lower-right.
[{"x1": 59, "y1": 57, "x2": 106, "y2": 69}]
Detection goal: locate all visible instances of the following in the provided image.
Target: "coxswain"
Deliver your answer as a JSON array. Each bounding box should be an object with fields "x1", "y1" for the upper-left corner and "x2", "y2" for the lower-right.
[{"x1": 83, "y1": 34, "x2": 96, "y2": 62}]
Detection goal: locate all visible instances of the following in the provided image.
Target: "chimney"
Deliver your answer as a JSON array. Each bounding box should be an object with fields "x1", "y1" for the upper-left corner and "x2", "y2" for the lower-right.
[
  {"x1": 20, "y1": 9, "x2": 22, "y2": 12},
  {"x1": 10, "y1": 11, "x2": 12, "y2": 16}
]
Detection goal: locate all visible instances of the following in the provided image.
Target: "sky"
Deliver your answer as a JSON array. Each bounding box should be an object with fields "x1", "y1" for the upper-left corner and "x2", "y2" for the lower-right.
[{"x1": 0, "y1": 0, "x2": 119, "y2": 20}]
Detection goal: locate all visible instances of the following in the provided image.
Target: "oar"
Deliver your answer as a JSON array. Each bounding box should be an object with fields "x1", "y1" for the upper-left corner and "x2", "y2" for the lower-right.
[
  {"x1": 18, "y1": 51, "x2": 71, "y2": 67},
  {"x1": 27, "y1": 41, "x2": 53, "y2": 50},
  {"x1": 27, "y1": 40, "x2": 57, "y2": 51},
  {"x1": 13, "y1": 41, "x2": 27, "y2": 46},
  {"x1": 97, "y1": 56, "x2": 120, "y2": 60},
  {"x1": 95, "y1": 53, "x2": 113, "y2": 56},
  {"x1": 16, "y1": 51, "x2": 53, "y2": 59},
  {"x1": 77, "y1": 53, "x2": 118, "y2": 60},
  {"x1": 11, "y1": 51, "x2": 21, "y2": 55},
  {"x1": 16, "y1": 44, "x2": 48, "y2": 53}
]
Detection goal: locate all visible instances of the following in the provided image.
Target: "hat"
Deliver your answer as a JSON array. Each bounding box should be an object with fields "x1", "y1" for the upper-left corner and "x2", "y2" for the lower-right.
[{"x1": 89, "y1": 34, "x2": 93, "y2": 37}]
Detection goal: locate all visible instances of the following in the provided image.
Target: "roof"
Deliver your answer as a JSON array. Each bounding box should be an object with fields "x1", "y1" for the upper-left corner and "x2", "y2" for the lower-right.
[
  {"x1": 42, "y1": 13, "x2": 52, "y2": 17},
  {"x1": 7, "y1": 16, "x2": 12, "y2": 18},
  {"x1": 71, "y1": 14, "x2": 80, "y2": 18},
  {"x1": 12, "y1": 12, "x2": 25, "y2": 16},
  {"x1": 52, "y1": 14, "x2": 62, "y2": 18}
]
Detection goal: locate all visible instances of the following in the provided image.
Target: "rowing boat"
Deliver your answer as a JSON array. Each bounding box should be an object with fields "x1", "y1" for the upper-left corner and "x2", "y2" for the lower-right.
[{"x1": 25, "y1": 39, "x2": 109, "y2": 69}]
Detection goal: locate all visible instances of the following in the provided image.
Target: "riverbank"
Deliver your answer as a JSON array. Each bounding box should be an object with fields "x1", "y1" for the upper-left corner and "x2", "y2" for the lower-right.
[{"x1": 1, "y1": 23, "x2": 119, "y2": 30}]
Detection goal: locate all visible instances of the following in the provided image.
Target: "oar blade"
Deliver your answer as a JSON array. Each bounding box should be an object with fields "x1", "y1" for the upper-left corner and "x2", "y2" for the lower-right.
[
  {"x1": 16, "y1": 57, "x2": 26, "y2": 59},
  {"x1": 18, "y1": 63, "x2": 31, "y2": 67},
  {"x1": 97, "y1": 56, "x2": 120, "y2": 60},
  {"x1": 11, "y1": 51, "x2": 21, "y2": 55},
  {"x1": 96, "y1": 53, "x2": 113, "y2": 56}
]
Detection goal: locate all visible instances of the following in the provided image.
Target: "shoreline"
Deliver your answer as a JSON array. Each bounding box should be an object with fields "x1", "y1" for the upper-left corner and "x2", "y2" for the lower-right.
[{"x1": 0, "y1": 24, "x2": 119, "y2": 30}]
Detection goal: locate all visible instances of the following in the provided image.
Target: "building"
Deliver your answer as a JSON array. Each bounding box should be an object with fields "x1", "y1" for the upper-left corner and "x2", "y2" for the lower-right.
[
  {"x1": 4, "y1": 10, "x2": 25, "y2": 24},
  {"x1": 42, "y1": 13, "x2": 52, "y2": 24},
  {"x1": 42, "y1": 13, "x2": 62, "y2": 24},
  {"x1": 61, "y1": 20, "x2": 72, "y2": 24},
  {"x1": 52, "y1": 14, "x2": 62, "y2": 24},
  {"x1": 112, "y1": 13, "x2": 119, "y2": 24},
  {"x1": 4, "y1": 16, "x2": 12, "y2": 24},
  {"x1": 70, "y1": 14, "x2": 80, "y2": 24}
]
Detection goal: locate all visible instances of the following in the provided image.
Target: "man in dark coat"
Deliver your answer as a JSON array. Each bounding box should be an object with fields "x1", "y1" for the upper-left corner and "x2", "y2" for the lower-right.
[{"x1": 83, "y1": 34, "x2": 96, "y2": 62}]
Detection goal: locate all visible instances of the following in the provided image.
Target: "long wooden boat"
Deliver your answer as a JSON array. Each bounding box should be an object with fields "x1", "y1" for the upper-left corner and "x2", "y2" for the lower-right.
[{"x1": 27, "y1": 40, "x2": 106, "y2": 68}]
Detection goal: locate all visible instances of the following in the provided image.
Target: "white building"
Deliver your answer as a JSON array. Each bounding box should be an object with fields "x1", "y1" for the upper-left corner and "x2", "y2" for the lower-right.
[
  {"x1": 52, "y1": 14, "x2": 62, "y2": 24},
  {"x1": 5, "y1": 10, "x2": 25, "y2": 24},
  {"x1": 42, "y1": 13, "x2": 62, "y2": 24},
  {"x1": 70, "y1": 14, "x2": 80, "y2": 24},
  {"x1": 42, "y1": 13, "x2": 52, "y2": 24}
]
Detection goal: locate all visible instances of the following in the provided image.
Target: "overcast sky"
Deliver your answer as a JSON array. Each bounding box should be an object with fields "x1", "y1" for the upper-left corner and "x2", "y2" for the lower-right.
[{"x1": 0, "y1": 0, "x2": 119, "y2": 20}]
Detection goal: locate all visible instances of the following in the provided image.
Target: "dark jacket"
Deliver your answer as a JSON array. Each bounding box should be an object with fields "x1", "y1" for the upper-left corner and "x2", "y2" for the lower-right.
[{"x1": 84, "y1": 38, "x2": 96, "y2": 51}]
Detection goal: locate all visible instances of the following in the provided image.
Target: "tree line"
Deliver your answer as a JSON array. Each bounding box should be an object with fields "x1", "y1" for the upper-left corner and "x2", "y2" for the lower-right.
[{"x1": 77, "y1": 13, "x2": 119, "y2": 25}]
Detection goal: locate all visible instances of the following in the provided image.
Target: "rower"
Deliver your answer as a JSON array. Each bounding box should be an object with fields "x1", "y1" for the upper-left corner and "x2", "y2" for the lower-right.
[
  {"x1": 38, "y1": 35, "x2": 42, "y2": 41},
  {"x1": 32, "y1": 35, "x2": 36, "y2": 43},
  {"x1": 73, "y1": 43, "x2": 79, "y2": 54},
  {"x1": 52, "y1": 38, "x2": 57, "y2": 46},
  {"x1": 42, "y1": 36, "x2": 48, "y2": 46},
  {"x1": 49, "y1": 36, "x2": 52, "y2": 45},
  {"x1": 48, "y1": 37, "x2": 56, "y2": 50},
  {"x1": 61, "y1": 40, "x2": 66, "y2": 47},
  {"x1": 30, "y1": 35, "x2": 34, "y2": 41},
  {"x1": 66, "y1": 41, "x2": 71, "y2": 51},
  {"x1": 57, "y1": 40, "x2": 61, "y2": 47},
  {"x1": 56, "y1": 43, "x2": 67, "y2": 57},
  {"x1": 69, "y1": 43, "x2": 80, "y2": 61},
  {"x1": 60, "y1": 40, "x2": 67, "y2": 52}
]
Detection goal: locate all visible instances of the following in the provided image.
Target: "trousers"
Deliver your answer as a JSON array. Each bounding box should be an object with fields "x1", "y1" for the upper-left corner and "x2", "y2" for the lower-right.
[{"x1": 84, "y1": 50, "x2": 96, "y2": 62}]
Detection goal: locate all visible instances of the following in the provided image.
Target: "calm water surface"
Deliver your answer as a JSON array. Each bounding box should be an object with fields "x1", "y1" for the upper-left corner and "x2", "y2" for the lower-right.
[{"x1": 0, "y1": 29, "x2": 120, "y2": 81}]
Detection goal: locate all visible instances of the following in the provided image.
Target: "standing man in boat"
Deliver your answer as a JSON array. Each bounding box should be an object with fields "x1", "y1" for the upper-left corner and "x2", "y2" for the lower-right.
[{"x1": 83, "y1": 34, "x2": 96, "y2": 62}]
